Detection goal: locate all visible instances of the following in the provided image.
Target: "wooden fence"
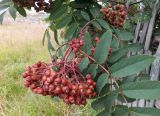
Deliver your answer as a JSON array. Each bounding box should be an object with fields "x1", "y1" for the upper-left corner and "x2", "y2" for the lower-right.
[{"x1": 117, "y1": 0, "x2": 160, "y2": 108}]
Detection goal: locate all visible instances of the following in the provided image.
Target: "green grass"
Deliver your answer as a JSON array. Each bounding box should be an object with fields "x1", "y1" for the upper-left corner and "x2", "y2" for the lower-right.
[{"x1": 0, "y1": 24, "x2": 95, "y2": 116}]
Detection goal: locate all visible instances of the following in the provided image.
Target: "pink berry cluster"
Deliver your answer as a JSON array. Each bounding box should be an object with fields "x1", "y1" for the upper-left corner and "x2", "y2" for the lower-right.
[
  {"x1": 100, "y1": 3, "x2": 127, "y2": 27},
  {"x1": 22, "y1": 61, "x2": 96, "y2": 105},
  {"x1": 68, "y1": 38, "x2": 84, "y2": 52}
]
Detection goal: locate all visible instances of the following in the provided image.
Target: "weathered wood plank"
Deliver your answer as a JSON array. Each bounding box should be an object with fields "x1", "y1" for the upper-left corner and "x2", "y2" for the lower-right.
[
  {"x1": 139, "y1": 22, "x2": 149, "y2": 44},
  {"x1": 144, "y1": 0, "x2": 159, "y2": 51},
  {"x1": 150, "y1": 44, "x2": 160, "y2": 108},
  {"x1": 134, "y1": 23, "x2": 141, "y2": 43},
  {"x1": 150, "y1": 43, "x2": 160, "y2": 81}
]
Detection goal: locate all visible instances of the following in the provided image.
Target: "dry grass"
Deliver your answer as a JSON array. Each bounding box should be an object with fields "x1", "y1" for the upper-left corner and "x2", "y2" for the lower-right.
[
  {"x1": 0, "y1": 23, "x2": 47, "y2": 47},
  {"x1": 0, "y1": 22, "x2": 95, "y2": 116}
]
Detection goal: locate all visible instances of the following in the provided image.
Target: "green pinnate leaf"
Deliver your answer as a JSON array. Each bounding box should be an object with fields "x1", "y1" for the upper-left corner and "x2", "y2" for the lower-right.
[
  {"x1": 14, "y1": 6, "x2": 26, "y2": 17},
  {"x1": 109, "y1": 43, "x2": 143, "y2": 63},
  {"x1": 96, "y1": 19, "x2": 110, "y2": 30},
  {"x1": 112, "y1": 106, "x2": 129, "y2": 116},
  {"x1": 0, "y1": 0, "x2": 12, "y2": 7},
  {"x1": 9, "y1": 6, "x2": 16, "y2": 20},
  {"x1": 121, "y1": 81, "x2": 160, "y2": 99},
  {"x1": 97, "y1": 110, "x2": 111, "y2": 116},
  {"x1": 131, "y1": 107, "x2": 160, "y2": 116},
  {"x1": 54, "y1": 30, "x2": 59, "y2": 45},
  {"x1": 42, "y1": 29, "x2": 48, "y2": 46},
  {"x1": 50, "y1": 4, "x2": 67, "y2": 20},
  {"x1": 96, "y1": 73, "x2": 109, "y2": 94},
  {"x1": 65, "y1": 23, "x2": 77, "y2": 40},
  {"x1": 108, "y1": 47, "x2": 128, "y2": 63},
  {"x1": 128, "y1": 43, "x2": 143, "y2": 52},
  {"x1": 69, "y1": 1, "x2": 89, "y2": 9},
  {"x1": 82, "y1": 32, "x2": 92, "y2": 55},
  {"x1": 91, "y1": 20, "x2": 102, "y2": 30},
  {"x1": 110, "y1": 55, "x2": 155, "y2": 78},
  {"x1": 90, "y1": 5, "x2": 100, "y2": 18},
  {"x1": 81, "y1": 11, "x2": 90, "y2": 21},
  {"x1": 94, "y1": 31, "x2": 112, "y2": 64},
  {"x1": 92, "y1": 91, "x2": 118, "y2": 113},
  {"x1": 0, "y1": 12, "x2": 5, "y2": 24},
  {"x1": 79, "y1": 57, "x2": 89, "y2": 72},
  {"x1": 45, "y1": 30, "x2": 55, "y2": 57},
  {"x1": 115, "y1": 29, "x2": 134, "y2": 41},
  {"x1": 85, "y1": 64, "x2": 98, "y2": 78},
  {"x1": 56, "y1": 14, "x2": 72, "y2": 29}
]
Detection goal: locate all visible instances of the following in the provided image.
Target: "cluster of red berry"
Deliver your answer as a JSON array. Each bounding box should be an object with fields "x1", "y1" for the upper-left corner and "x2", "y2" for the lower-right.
[
  {"x1": 100, "y1": 3, "x2": 127, "y2": 27},
  {"x1": 12, "y1": 0, "x2": 53, "y2": 12},
  {"x1": 22, "y1": 60, "x2": 96, "y2": 105},
  {"x1": 68, "y1": 38, "x2": 84, "y2": 52}
]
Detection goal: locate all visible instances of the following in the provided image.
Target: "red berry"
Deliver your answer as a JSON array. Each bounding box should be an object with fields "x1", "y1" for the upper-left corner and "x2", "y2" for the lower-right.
[
  {"x1": 87, "y1": 79, "x2": 93, "y2": 85},
  {"x1": 43, "y1": 85, "x2": 49, "y2": 91},
  {"x1": 26, "y1": 76, "x2": 32, "y2": 82},
  {"x1": 75, "y1": 97, "x2": 82, "y2": 105},
  {"x1": 24, "y1": 80, "x2": 30, "y2": 87},
  {"x1": 69, "y1": 96, "x2": 75, "y2": 104},
  {"x1": 70, "y1": 90, "x2": 77, "y2": 96},
  {"x1": 54, "y1": 77, "x2": 62, "y2": 84},
  {"x1": 79, "y1": 40, "x2": 84, "y2": 46},
  {"x1": 31, "y1": 75, "x2": 39, "y2": 80},
  {"x1": 62, "y1": 79, "x2": 68, "y2": 85},
  {"x1": 33, "y1": 88, "x2": 38, "y2": 93},
  {"x1": 89, "y1": 85, "x2": 94, "y2": 90},
  {"x1": 22, "y1": 73, "x2": 28, "y2": 78},
  {"x1": 49, "y1": 84, "x2": 55, "y2": 91},
  {"x1": 95, "y1": 37, "x2": 100, "y2": 43},
  {"x1": 69, "y1": 41, "x2": 73, "y2": 46},
  {"x1": 75, "y1": 43, "x2": 80, "y2": 48},
  {"x1": 73, "y1": 48, "x2": 78, "y2": 52},
  {"x1": 62, "y1": 86, "x2": 70, "y2": 93},
  {"x1": 91, "y1": 47, "x2": 95, "y2": 53},
  {"x1": 42, "y1": 76, "x2": 47, "y2": 82},
  {"x1": 51, "y1": 71, "x2": 57, "y2": 78},
  {"x1": 37, "y1": 88, "x2": 44, "y2": 94},
  {"x1": 80, "y1": 89, "x2": 86, "y2": 96},
  {"x1": 92, "y1": 92, "x2": 97, "y2": 97},
  {"x1": 44, "y1": 81, "x2": 50, "y2": 86},
  {"x1": 45, "y1": 70, "x2": 51, "y2": 76},
  {"x1": 72, "y1": 85, "x2": 78, "y2": 90},
  {"x1": 54, "y1": 87, "x2": 62, "y2": 94},
  {"x1": 47, "y1": 77, "x2": 54, "y2": 83},
  {"x1": 30, "y1": 83, "x2": 37, "y2": 89},
  {"x1": 92, "y1": 82, "x2": 96, "y2": 87},
  {"x1": 86, "y1": 89, "x2": 92, "y2": 95},
  {"x1": 79, "y1": 84, "x2": 84, "y2": 90}
]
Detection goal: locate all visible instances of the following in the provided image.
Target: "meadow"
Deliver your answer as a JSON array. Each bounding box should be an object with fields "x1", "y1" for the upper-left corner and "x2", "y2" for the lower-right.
[{"x1": 0, "y1": 22, "x2": 95, "y2": 116}]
